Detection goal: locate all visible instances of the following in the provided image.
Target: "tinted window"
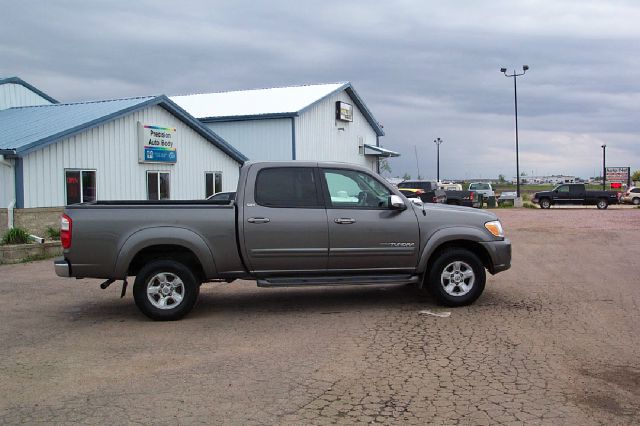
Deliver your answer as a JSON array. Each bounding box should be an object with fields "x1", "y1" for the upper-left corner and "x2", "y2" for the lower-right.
[
  {"x1": 147, "y1": 172, "x2": 170, "y2": 200},
  {"x1": 557, "y1": 185, "x2": 569, "y2": 193},
  {"x1": 324, "y1": 169, "x2": 391, "y2": 208},
  {"x1": 398, "y1": 181, "x2": 433, "y2": 191},
  {"x1": 65, "y1": 170, "x2": 96, "y2": 205},
  {"x1": 632, "y1": 188, "x2": 640, "y2": 193},
  {"x1": 255, "y1": 167, "x2": 320, "y2": 208}
]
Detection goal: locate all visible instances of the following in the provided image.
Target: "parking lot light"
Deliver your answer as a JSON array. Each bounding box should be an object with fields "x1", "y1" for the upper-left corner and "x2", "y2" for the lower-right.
[{"x1": 500, "y1": 65, "x2": 530, "y2": 200}]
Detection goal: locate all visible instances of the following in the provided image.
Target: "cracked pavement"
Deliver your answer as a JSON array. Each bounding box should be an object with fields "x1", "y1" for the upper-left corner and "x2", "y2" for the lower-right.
[{"x1": 1, "y1": 208, "x2": 639, "y2": 424}]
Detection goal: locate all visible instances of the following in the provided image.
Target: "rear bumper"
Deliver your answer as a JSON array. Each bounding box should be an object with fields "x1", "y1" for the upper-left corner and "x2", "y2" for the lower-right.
[
  {"x1": 54, "y1": 258, "x2": 71, "y2": 277},
  {"x1": 480, "y1": 239, "x2": 512, "y2": 274}
]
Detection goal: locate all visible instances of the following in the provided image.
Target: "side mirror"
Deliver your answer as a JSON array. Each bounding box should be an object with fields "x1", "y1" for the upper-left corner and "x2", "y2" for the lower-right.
[{"x1": 389, "y1": 194, "x2": 407, "y2": 210}]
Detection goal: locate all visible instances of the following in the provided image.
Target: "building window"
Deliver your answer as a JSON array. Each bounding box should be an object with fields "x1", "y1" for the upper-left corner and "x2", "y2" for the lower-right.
[
  {"x1": 205, "y1": 172, "x2": 222, "y2": 198},
  {"x1": 65, "y1": 170, "x2": 96, "y2": 205},
  {"x1": 147, "y1": 171, "x2": 170, "y2": 200}
]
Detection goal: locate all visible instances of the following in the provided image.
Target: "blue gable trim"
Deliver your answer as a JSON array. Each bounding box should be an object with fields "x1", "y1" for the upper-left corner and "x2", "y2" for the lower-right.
[
  {"x1": 0, "y1": 77, "x2": 59, "y2": 104},
  {"x1": 15, "y1": 97, "x2": 161, "y2": 156},
  {"x1": 295, "y1": 82, "x2": 385, "y2": 137},
  {"x1": 11, "y1": 96, "x2": 248, "y2": 164},
  {"x1": 200, "y1": 112, "x2": 297, "y2": 123}
]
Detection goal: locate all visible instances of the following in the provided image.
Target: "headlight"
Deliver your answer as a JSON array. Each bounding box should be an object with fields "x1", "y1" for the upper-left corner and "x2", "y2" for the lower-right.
[{"x1": 485, "y1": 220, "x2": 504, "y2": 238}]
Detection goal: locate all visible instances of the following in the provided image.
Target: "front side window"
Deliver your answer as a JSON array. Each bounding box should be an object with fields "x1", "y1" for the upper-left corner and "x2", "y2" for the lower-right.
[
  {"x1": 205, "y1": 172, "x2": 223, "y2": 198},
  {"x1": 255, "y1": 167, "x2": 320, "y2": 208},
  {"x1": 557, "y1": 185, "x2": 569, "y2": 193},
  {"x1": 65, "y1": 170, "x2": 96, "y2": 205},
  {"x1": 147, "y1": 171, "x2": 170, "y2": 200},
  {"x1": 323, "y1": 169, "x2": 391, "y2": 208}
]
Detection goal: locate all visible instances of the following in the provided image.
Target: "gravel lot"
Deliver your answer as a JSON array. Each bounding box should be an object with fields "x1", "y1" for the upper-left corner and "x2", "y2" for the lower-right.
[{"x1": 1, "y1": 208, "x2": 639, "y2": 425}]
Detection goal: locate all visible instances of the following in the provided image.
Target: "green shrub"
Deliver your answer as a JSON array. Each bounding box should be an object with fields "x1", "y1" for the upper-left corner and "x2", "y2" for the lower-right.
[
  {"x1": 46, "y1": 226, "x2": 61, "y2": 240},
  {"x1": 523, "y1": 202, "x2": 537, "y2": 209},
  {"x1": 2, "y1": 227, "x2": 31, "y2": 245},
  {"x1": 522, "y1": 194, "x2": 531, "y2": 202}
]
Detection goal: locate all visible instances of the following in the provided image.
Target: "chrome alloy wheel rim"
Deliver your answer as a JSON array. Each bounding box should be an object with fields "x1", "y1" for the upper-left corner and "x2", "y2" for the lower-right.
[
  {"x1": 597, "y1": 200, "x2": 606, "y2": 209},
  {"x1": 441, "y1": 261, "x2": 475, "y2": 296},
  {"x1": 146, "y1": 272, "x2": 185, "y2": 309}
]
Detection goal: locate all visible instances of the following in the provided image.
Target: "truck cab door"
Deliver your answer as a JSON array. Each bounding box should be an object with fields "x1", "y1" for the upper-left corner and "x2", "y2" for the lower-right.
[
  {"x1": 553, "y1": 185, "x2": 571, "y2": 204},
  {"x1": 320, "y1": 167, "x2": 420, "y2": 271},
  {"x1": 240, "y1": 165, "x2": 328, "y2": 275}
]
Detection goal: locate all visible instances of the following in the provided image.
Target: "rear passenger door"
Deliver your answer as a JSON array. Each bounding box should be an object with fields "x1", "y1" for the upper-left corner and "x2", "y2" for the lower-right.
[{"x1": 241, "y1": 166, "x2": 328, "y2": 274}]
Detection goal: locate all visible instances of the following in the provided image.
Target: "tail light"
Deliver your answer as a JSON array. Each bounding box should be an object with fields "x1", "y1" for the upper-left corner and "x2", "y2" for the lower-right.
[
  {"x1": 60, "y1": 214, "x2": 72, "y2": 249},
  {"x1": 415, "y1": 189, "x2": 425, "y2": 195},
  {"x1": 470, "y1": 192, "x2": 474, "y2": 201},
  {"x1": 432, "y1": 196, "x2": 438, "y2": 203}
]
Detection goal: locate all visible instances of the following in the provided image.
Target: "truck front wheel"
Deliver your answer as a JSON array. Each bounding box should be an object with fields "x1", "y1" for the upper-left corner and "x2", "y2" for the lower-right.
[
  {"x1": 426, "y1": 249, "x2": 486, "y2": 307},
  {"x1": 539, "y1": 198, "x2": 551, "y2": 209},
  {"x1": 133, "y1": 259, "x2": 200, "y2": 321}
]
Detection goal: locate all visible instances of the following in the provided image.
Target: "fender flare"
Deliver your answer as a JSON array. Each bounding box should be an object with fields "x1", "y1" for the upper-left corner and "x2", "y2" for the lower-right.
[
  {"x1": 417, "y1": 226, "x2": 490, "y2": 273},
  {"x1": 114, "y1": 226, "x2": 217, "y2": 278}
]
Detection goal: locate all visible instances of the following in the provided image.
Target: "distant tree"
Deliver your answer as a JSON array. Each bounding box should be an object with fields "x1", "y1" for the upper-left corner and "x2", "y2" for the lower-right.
[
  {"x1": 498, "y1": 174, "x2": 506, "y2": 183},
  {"x1": 402, "y1": 173, "x2": 411, "y2": 181},
  {"x1": 379, "y1": 158, "x2": 392, "y2": 176},
  {"x1": 632, "y1": 169, "x2": 640, "y2": 182}
]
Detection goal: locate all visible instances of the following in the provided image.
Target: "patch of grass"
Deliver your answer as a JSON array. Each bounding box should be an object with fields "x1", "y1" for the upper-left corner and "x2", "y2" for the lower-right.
[
  {"x1": 496, "y1": 202, "x2": 514, "y2": 208},
  {"x1": 20, "y1": 253, "x2": 50, "y2": 263},
  {"x1": 46, "y1": 226, "x2": 60, "y2": 240},
  {"x1": 2, "y1": 227, "x2": 31, "y2": 245},
  {"x1": 522, "y1": 193, "x2": 531, "y2": 202},
  {"x1": 523, "y1": 202, "x2": 538, "y2": 209}
]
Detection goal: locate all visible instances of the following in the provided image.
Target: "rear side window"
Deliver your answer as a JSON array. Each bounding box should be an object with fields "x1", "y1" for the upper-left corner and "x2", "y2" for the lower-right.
[
  {"x1": 255, "y1": 167, "x2": 321, "y2": 208},
  {"x1": 632, "y1": 188, "x2": 640, "y2": 193}
]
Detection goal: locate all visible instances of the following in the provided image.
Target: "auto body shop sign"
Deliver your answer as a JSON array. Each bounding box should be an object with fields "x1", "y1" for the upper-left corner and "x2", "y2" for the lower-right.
[
  {"x1": 138, "y1": 122, "x2": 177, "y2": 163},
  {"x1": 606, "y1": 167, "x2": 630, "y2": 183}
]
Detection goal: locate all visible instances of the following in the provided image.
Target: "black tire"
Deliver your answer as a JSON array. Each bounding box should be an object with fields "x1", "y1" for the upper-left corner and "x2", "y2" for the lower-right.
[
  {"x1": 425, "y1": 249, "x2": 486, "y2": 307},
  {"x1": 632, "y1": 197, "x2": 640, "y2": 206},
  {"x1": 539, "y1": 198, "x2": 551, "y2": 209},
  {"x1": 133, "y1": 259, "x2": 199, "y2": 321},
  {"x1": 596, "y1": 199, "x2": 608, "y2": 210}
]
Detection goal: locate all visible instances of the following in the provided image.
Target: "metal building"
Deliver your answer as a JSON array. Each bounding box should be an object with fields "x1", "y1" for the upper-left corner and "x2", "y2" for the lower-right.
[
  {"x1": 0, "y1": 76, "x2": 59, "y2": 110},
  {"x1": 171, "y1": 82, "x2": 399, "y2": 172},
  {"x1": 0, "y1": 95, "x2": 246, "y2": 211}
]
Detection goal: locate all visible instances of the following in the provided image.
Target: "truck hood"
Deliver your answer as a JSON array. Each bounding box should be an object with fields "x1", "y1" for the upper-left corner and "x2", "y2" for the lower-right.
[{"x1": 414, "y1": 202, "x2": 498, "y2": 222}]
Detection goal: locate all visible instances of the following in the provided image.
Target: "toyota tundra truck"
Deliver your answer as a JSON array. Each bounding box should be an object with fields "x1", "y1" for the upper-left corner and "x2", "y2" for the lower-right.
[{"x1": 54, "y1": 162, "x2": 511, "y2": 321}]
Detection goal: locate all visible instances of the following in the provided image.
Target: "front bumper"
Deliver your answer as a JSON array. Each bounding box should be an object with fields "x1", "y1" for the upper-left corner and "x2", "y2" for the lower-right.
[
  {"x1": 479, "y1": 238, "x2": 511, "y2": 274},
  {"x1": 54, "y1": 258, "x2": 71, "y2": 277}
]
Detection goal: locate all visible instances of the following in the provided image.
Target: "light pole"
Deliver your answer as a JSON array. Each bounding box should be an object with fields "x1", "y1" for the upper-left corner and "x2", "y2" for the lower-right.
[
  {"x1": 414, "y1": 145, "x2": 421, "y2": 180},
  {"x1": 601, "y1": 144, "x2": 606, "y2": 190},
  {"x1": 433, "y1": 138, "x2": 443, "y2": 182},
  {"x1": 500, "y1": 65, "x2": 529, "y2": 199}
]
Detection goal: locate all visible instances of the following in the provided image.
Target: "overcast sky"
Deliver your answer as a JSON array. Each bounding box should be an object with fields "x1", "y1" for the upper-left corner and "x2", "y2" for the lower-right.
[{"x1": 1, "y1": 0, "x2": 638, "y2": 179}]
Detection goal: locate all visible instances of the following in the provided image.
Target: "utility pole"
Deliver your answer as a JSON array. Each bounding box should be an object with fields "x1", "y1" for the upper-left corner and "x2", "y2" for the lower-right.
[
  {"x1": 601, "y1": 144, "x2": 607, "y2": 190},
  {"x1": 414, "y1": 145, "x2": 421, "y2": 179}
]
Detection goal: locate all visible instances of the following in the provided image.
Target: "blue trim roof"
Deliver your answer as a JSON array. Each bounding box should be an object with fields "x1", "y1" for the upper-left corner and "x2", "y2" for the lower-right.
[
  {"x1": 0, "y1": 76, "x2": 59, "y2": 104},
  {"x1": 0, "y1": 95, "x2": 247, "y2": 163}
]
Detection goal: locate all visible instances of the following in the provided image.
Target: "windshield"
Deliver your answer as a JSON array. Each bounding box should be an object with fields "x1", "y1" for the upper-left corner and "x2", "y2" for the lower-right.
[{"x1": 470, "y1": 183, "x2": 490, "y2": 190}]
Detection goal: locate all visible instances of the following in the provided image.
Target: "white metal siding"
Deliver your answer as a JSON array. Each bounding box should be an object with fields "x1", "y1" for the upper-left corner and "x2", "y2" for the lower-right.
[
  {"x1": 0, "y1": 159, "x2": 15, "y2": 208},
  {"x1": 204, "y1": 118, "x2": 292, "y2": 161},
  {"x1": 20, "y1": 105, "x2": 241, "y2": 208},
  {"x1": 294, "y1": 91, "x2": 379, "y2": 171},
  {"x1": 0, "y1": 83, "x2": 53, "y2": 110}
]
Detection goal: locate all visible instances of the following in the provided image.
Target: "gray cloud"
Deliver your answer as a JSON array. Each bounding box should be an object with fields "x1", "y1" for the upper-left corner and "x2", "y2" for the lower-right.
[{"x1": 1, "y1": 0, "x2": 638, "y2": 179}]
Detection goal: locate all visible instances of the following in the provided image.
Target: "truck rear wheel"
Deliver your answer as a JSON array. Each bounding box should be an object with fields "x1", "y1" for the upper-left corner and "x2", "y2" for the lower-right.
[
  {"x1": 426, "y1": 249, "x2": 486, "y2": 307},
  {"x1": 596, "y1": 199, "x2": 608, "y2": 210},
  {"x1": 133, "y1": 259, "x2": 199, "y2": 321},
  {"x1": 539, "y1": 198, "x2": 551, "y2": 209}
]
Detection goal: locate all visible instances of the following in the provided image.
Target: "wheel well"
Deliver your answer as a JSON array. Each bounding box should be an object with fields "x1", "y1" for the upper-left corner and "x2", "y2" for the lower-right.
[
  {"x1": 426, "y1": 240, "x2": 492, "y2": 275},
  {"x1": 127, "y1": 245, "x2": 205, "y2": 281}
]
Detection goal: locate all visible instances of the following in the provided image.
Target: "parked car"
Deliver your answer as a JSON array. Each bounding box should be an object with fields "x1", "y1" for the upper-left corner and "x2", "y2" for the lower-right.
[
  {"x1": 397, "y1": 180, "x2": 447, "y2": 204},
  {"x1": 497, "y1": 191, "x2": 517, "y2": 206},
  {"x1": 54, "y1": 161, "x2": 511, "y2": 321},
  {"x1": 206, "y1": 191, "x2": 236, "y2": 202},
  {"x1": 468, "y1": 183, "x2": 495, "y2": 199},
  {"x1": 621, "y1": 187, "x2": 640, "y2": 205},
  {"x1": 444, "y1": 190, "x2": 481, "y2": 208},
  {"x1": 532, "y1": 184, "x2": 619, "y2": 209}
]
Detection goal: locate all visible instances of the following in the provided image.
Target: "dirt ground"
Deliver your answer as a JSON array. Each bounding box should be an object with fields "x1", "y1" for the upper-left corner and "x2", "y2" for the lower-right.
[{"x1": 1, "y1": 208, "x2": 639, "y2": 425}]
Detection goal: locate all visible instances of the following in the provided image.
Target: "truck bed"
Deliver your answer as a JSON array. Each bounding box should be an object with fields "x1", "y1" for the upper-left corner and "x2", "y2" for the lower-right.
[{"x1": 63, "y1": 201, "x2": 243, "y2": 279}]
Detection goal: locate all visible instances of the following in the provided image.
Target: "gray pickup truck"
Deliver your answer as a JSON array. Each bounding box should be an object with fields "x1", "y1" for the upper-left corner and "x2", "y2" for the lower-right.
[{"x1": 54, "y1": 162, "x2": 511, "y2": 321}]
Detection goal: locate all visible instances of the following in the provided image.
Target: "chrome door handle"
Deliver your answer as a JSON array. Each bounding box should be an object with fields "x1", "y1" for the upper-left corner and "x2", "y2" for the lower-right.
[
  {"x1": 334, "y1": 218, "x2": 356, "y2": 224},
  {"x1": 247, "y1": 217, "x2": 270, "y2": 224}
]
